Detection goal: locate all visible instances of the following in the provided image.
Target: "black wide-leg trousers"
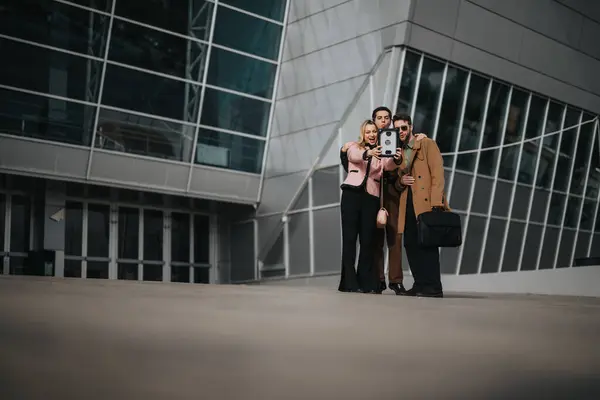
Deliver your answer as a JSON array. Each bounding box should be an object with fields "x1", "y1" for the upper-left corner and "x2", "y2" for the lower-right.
[
  {"x1": 339, "y1": 189, "x2": 380, "y2": 292},
  {"x1": 403, "y1": 189, "x2": 443, "y2": 293}
]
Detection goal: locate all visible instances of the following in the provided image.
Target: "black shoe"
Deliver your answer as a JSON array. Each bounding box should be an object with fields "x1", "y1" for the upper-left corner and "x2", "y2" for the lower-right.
[
  {"x1": 338, "y1": 287, "x2": 363, "y2": 293},
  {"x1": 363, "y1": 289, "x2": 381, "y2": 294},
  {"x1": 376, "y1": 281, "x2": 387, "y2": 294},
  {"x1": 388, "y1": 282, "x2": 407, "y2": 295},
  {"x1": 416, "y1": 290, "x2": 443, "y2": 298},
  {"x1": 400, "y1": 286, "x2": 418, "y2": 296}
]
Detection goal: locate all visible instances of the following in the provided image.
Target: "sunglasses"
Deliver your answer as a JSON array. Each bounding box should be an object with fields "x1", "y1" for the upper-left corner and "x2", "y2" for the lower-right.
[{"x1": 398, "y1": 125, "x2": 410, "y2": 132}]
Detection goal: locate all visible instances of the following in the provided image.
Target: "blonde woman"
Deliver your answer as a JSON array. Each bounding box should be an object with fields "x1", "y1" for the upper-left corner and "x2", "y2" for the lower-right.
[{"x1": 338, "y1": 120, "x2": 401, "y2": 294}]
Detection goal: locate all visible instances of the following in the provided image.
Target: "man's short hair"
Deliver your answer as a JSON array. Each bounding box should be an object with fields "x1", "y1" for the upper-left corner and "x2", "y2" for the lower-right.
[
  {"x1": 392, "y1": 113, "x2": 412, "y2": 125},
  {"x1": 371, "y1": 106, "x2": 392, "y2": 121}
]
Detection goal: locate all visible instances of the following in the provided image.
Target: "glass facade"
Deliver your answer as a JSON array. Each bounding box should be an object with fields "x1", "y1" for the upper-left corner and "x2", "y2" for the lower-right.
[
  {"x1": 260, "y1": 47, "x2": 600, "y2": 280},
  {"x1": 0, "y1": 0, "x2": 286, "y2": 173},
  {"x1": 0, "y1": 173, "x2": 214, "y2": 282}
]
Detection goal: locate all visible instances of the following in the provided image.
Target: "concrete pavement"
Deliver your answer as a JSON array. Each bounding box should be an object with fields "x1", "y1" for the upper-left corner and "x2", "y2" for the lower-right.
[{"x1": 1, "y1": 276, "x2": 599, "y2": 399}]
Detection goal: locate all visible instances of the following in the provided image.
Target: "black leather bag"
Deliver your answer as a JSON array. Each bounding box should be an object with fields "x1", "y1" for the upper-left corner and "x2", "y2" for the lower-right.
[{"x1": 417, "y1": 210, "x2": 462, "y2": 248}]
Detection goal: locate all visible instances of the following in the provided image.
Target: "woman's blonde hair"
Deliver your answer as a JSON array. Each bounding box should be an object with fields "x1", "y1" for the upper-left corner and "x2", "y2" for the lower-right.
[{"x1": 357, "y1": 119, "x2": 377, "y2": 148}]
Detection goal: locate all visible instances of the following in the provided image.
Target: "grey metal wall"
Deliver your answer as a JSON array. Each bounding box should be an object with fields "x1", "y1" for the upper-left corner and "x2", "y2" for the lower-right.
[{"x1": 406, "y1": 0, "x2": 600, "y2": 113}]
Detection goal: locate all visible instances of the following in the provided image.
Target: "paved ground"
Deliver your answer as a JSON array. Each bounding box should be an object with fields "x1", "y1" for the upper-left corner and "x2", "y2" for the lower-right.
[{"x1": 1, "y1": 276, "x2": 599, "y2": 400}]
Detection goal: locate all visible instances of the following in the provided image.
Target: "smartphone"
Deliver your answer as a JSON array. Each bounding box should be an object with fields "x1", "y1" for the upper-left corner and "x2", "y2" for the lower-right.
[{"x1": 378, "y1": 128, "x2": 399, "y2": 157}]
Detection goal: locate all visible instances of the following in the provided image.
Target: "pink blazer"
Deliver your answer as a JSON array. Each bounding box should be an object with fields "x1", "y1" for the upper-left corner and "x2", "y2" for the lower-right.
[{"x1": 342, "y1": 144, "x2": 398, "y2": 197}]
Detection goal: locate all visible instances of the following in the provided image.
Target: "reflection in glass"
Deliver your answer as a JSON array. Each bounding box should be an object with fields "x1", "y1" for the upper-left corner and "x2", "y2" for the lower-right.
[
  {"x1": 221, "y1": 0, "x2": 287, "y2": 21},
  {"x1": 553, "y1": 109, "x2": 580, "y2": 192},
  {"x1": 0, "y1": 194, "x2": 4, "y2": 253},
  {"x1": 569, "y1": 114, "x2": 595, "y2": 195},
  {"x1": 312, "y1": 167, "x2": 341, "y2": 206},
  {"x1": 118, "y1": 207, "x2": 139, "y2": 259},
  {"x1": 518, "y1": 97, "x2": 547, "y2": 185},
  {"x1": 436, "y1": 66, "x2": 468, "y2": 153},
  {"x1": 564, "y1": 196, "x2": 581, "y2": 228},
  {"x1": 143, "y1": 209, "x2": 164, "y2": 261},
  {"x1": 67, "y1": 0, "x2": 113, "y2": 12},
  {"x1": 0, "y1": 1, "x2": 110, "y2": 56},
  {"x1": 0, "y1": 38, "x2": 102, "y2": 103},
  {"x1": 586, "y1": 133, "x2": 600, "y2": 199},
  {"x1": 102, "y1": 65, "x2": 200, "y2": 123},
  {"x1": 536, "y1": 102, "x2": 564, "y2": 188},
  {"x1": 143, "y1": 264, "x2": 163, "y2": 281},
  {"x1": 87, "y1": 261, "x2": 109, "y2": 279},
  {"x1": 10, "y1": 196, "x2": 30, "y2": 252},
  {"x1": 115, "y1": 0, "x2": 214, "y2": 36},
  {"x1": 413, "y1": 58, "x2": 445, "y2": 135},
  {"x1": 0, "y1": 88, "x2": 95, "y2": 146},
  {"x1": 458, "y1": 74, "x2": 489, "y2": 153},
  {"x1": 396, "y1": 52, "x2": 420, "y2": 115},
  {"x1": 171, "y1": 212, "x2": 191, "y2": 263},
  {"x1": 213, "y1": 6, "x2": 282, "y2": 60},
  {"x1": 498, "y1": 89, "x2": 528, "y2": 181},
  {"x1": 547, "y1": 193, "x2": 565, "y2": 226},
  {"x1": 118, "y1": 263, "x2": 138, "y2": 280},
  {"x1": 64, "y1": 259, "x2": 82, "y2": 278},
  {"x1": 481, "y1": 82, "x2": 510, "y2": 149},
  {"x1": 580, "y1": 200, "x2": 596, "y2": 230},
  {"x1": 95, "y1": 108, "x2": 195, "y2": 162},
  {"x1": 207, "y1": 47, "x2": 277, "y2": 99},
  {"x1": 477, "y1": 148, "x2": 499, "y2": 177},
  {"x1": 201, "y1": 88, "x2": 271, "y2": 137},
  {"x1": 65, "y1": 202, "x2": 83, "y2": 256},
  {"x1": 195, "y1": 128, "x2": 265, "y2": 173},
  {"x1": 87, "y1": 204, "x2": 110, "y2": 257},
  {"x1": 109, "y1": 20, "x2": 208, "y2": 81},
  {"x1": 193, "y1": 215, "x2": 210, "y2": 264}
]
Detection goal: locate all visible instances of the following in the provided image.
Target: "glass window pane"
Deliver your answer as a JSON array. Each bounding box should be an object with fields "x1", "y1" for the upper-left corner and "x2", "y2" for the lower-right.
[
  {"x1": 539, "y1": 227, "x2": 559, "y2": 269},
  {"x1": 65, "y1": 202, "x2": 83, "y2": 256},
  {"x1": 556, "y1": 229, "x2": 575, "y2": 268},
  {"x1": 87, "y1": 261, "x2": 109, "y2": 279},
  {"x1": 395, "y1": 51, "x2": 420, "y2": 115},
  {"x1": 118, "y1": 207, "x2": 139, "y2": 260},
  {"x1": 288, "y1": 212, "x2": 310, "y2": 276},
  {"x1": 87, "y1": 204, "x2": 110, "y2": 257},
  {"x1": 580, "y1": 200, "x2": 597, "y2": 230},
  {"x1": 143, "y1": 209, "x2": 163, "y2": 261},
  {"x1": 547, "y1": 193, "x2": 565, "y2": 226},
  {"x1": 564, "y1": 196, "x2": 581, "y2": 228},
  {"x1": 221, "y1": 0, "x2": 287, "y2": 21},
  {"x1": 0, "y1": 89, "x2": 95, "y2": 146},
  {"x1": 312, "y1": 167, "x2": 340, "y2": 206},
  {"x1": 570, "y1": 113, "x2": 595, "y2": 195},
  {"x1": 64, "y1": 259, "x2": 82, "y2": 278},
  {"x1": 0, "y1": 38, "x2": 102, "y2": 103},
  {"x1": 143, "y1": 264, "x2": 163, "y2": 281},
  {"x1": 501, "y1": 221, "x2": 525, "y2": 272},
  {"x1": 436, "y1": 66, "x2": 468, "y2": 153},
  {"x1": 10, "y1": 196, "x2": 30, "y2": 253},
  {"x1": 193, "y1": 215, "x2": 210, "y2": 264},
  {"x1": 471, "y1": 175, "x2": 494, "y2": 214},
  {"x1": 458, "y1": 74, "x2": 489, "y2": 153},
  {"x1": 413, "y1": 57, "x2": 445, "y2": 135},
  {"x1": 0, "y1": 1, "x2": 110, "y2": 55},
  {"x1": 521, "y1": 224, "x2": 542, "y2": 271},
  {"x1": 478, "y1": 147, "x2": 500, "y2": 176},
  {"x1": 172, "y1": 265, "x2": 190, "y2": 283},
  {"x1": 536, "y1": 102, "x2": 564, "y2": 188},
  {"x1": 481, "y1": 218, "x2": 506, "y2": 273},
  {"x1": 67, "y1": 0, "x2": 113, "y2": 12},
  {"x1": 481, "y1": 82, "x2": 510, "y2": 149},
  {"x1": 207, "y1": 47, "x2": 277, "y2": 99},
  {"x1": 115, "y1": 0, "x2": 214, "y2": 36},
  {"x1": 553, "y1": 109, "x2": 580, "y2": 192},
  {"x1": 460, "y1": 216, "x2": 486, "y2": 274},
  {"x1": 96, "y1": 108, "x2": 194, "y2": 162},
  {"x1": 201, "y1": 88, "x2": 271, "y2": 137},
  {"x1": 213, "y1": 7, "x2": 282, "y2": 60},
  {"x1": 0, "y1": 194, "x2": 4, "y2": 252},
  {"x1": 109, "y1": 20, "x2": 208, "y2": 81},
  {"x1": 498, "y1": 89, "x2": 528, "y2": 181},
  {"x1": 102, "y1": 64, "x2": 200, "y2": 123},
  {"x1": 118, "y1": 263, "x2": 138, "y2": 280},
  {"x1": 525, "y1": 96, "x2": 547, "y2": 139},
  {"x1": 171, "y1": 212, "x2": 191, "y2": 263},
  {"x1": 586, "y1": 132, "x2": 599, "y2": 199},
  {"x1": 194, "y1": 266, "x2": 210, "y2": 283},
  {"x1": 194, "y1": 128, "x2": 265, "y2": 173}
]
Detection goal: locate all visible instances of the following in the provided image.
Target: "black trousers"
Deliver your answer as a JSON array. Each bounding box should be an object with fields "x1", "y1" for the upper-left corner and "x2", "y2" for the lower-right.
[
  {"x1": 339, "y1": 189, "x2": 380, "y2": 292},
  {"x1": 403, "y1": 189, "x2": 443, "y2": 292}
]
